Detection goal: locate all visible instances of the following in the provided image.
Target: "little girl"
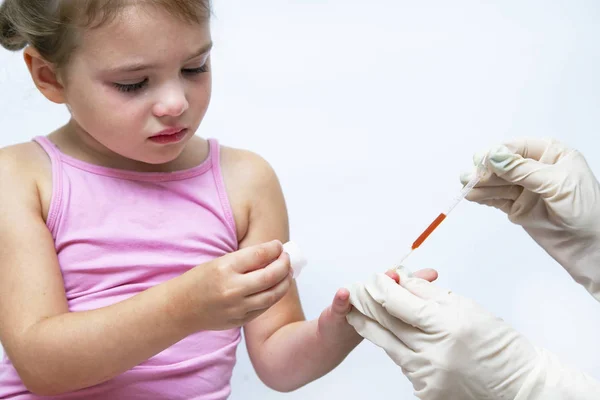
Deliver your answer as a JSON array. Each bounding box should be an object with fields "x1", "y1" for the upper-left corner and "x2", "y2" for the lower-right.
[{"x1": 0, "y1": 1, "x2": 436, "y2": 398}]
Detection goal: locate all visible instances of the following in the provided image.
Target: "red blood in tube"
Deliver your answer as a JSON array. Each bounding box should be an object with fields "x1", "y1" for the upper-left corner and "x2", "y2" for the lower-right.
[{"x1": 412, "y1": 213, "x2": 447, "y2": 250}]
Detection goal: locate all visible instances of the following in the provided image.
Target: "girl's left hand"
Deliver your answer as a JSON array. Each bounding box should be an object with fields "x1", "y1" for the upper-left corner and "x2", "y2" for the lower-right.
[{"x1": 317, "y1": 268, "x2": 438, "y2": 344}]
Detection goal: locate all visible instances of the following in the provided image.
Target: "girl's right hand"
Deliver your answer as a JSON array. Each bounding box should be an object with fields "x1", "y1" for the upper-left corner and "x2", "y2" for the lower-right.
[{"x1": 182, "y1": 240, "x2": 293, "y2": 331}]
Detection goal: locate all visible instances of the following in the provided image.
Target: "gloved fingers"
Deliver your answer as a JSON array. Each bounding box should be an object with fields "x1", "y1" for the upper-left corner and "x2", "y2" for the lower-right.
[
  {"x1": 466, "y1": 138, "x2": 569, "y2": 197},
  {"x1": 460, "y1": 169, "x2": 508, "y2": 187},
  {"x1": 346, "y1": 309, "x2": 415, "y2": 366},
  {"x1": 348, "y1": 281, "x2": 386, "y2": 319},
  {"x1": 465, "y1": 185, "x2": 523, "y2": 203},
  {"x1": 401, "y1": 277, "x2": 451, "y2": 301},
  {"x1": 506, "y1": 190, "x2": 543, "y2": 221},
  {"x1": 365, "y1": 273, "x2": 428, "y2": 328},
  {"x1": 486, "y1": 145, "x2": 559, "y2": 197},
  {"x1": 502, "y1": 137, "x2": 567, "y2": 164},
  {"x1": 348, "y1": 280, "x2": 425, "y2": 347},
  {"x1": 411, "y1": 268, "x2": 438, "y2": 283},
  {"x1": 479, "y1": 199, "x2": 514, "y2": 214}
]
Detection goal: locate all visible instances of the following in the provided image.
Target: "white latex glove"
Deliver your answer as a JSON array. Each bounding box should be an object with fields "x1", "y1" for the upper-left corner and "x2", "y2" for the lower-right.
[
  {"x1": 461, "y1": 138, "x2": 600, "y2": 301},
  {"x1": 347, "y1": 273, "x2": 600, "y2": 400}
]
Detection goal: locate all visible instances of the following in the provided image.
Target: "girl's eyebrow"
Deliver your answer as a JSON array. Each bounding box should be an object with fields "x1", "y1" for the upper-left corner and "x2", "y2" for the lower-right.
[
  {"x1": 104, "y1": 41, "x2": 213, "y2": 73},
  {"x1": 185, "y1": 41, "x2": 213, "y2": 61}
]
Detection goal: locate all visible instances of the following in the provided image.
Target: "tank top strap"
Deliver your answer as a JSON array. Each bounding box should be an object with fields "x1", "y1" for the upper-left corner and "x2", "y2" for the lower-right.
[
  {"x1": 208, "y1": 137, "x2": 220, "y2": 167},
  {"x1": 207, "y1": 138, "x2": 237, "y2": 240},
  {"x1": 32, "y1": 135, "x2": 65, "y2": 237},
  {"x1": 33, "y1": 135, "x2": 63, "y2": 160}
]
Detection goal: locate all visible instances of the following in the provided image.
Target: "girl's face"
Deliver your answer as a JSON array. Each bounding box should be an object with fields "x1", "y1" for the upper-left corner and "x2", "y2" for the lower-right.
[{"x1": 62, "y1": 5, "x2": 212, "y2": 165}]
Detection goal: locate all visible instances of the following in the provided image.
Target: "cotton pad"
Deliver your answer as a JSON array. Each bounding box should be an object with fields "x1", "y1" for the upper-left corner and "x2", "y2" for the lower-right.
[{"x1": 283, "y1": 241, "x2": 307, "y2": 278}]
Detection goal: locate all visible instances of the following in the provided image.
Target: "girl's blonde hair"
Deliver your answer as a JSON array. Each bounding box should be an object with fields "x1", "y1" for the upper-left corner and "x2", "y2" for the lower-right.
[{"x1": 0, "y1": 0, "x2": 211, "y2": 69}]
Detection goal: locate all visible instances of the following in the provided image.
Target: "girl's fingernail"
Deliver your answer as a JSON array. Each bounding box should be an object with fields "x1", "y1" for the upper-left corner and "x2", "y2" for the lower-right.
[{"x1": 338, "y1": 292, "x2": 349, "y2": 302}]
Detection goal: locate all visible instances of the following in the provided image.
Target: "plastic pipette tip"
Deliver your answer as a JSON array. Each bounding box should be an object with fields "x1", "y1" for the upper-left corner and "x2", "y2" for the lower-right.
[
  {"x1": 395, "y1": 264, "x2": 414, "y2": 280},
  {"x1": 396, "y1": 249, "x2": 413, "y2": 268}
]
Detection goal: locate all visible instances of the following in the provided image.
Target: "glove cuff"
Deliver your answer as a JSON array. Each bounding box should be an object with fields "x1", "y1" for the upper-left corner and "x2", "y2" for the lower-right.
[
  {"x1": 514, "y1": 347, "x2": 600, "y2": 400},
  {"x1": 540, "y1": 232, "x2": 600, "y2": 303}
]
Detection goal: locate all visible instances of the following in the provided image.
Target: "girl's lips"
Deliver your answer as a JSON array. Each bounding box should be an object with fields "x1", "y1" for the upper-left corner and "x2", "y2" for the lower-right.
[{"x1": 148, "y1": 128, "x2": 187, "y2": 144}]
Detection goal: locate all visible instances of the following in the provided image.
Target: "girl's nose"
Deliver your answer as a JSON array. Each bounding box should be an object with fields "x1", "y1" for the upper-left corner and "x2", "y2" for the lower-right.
[{"x1": 153, "y1": 84, "x2": 189, "y2": 118}]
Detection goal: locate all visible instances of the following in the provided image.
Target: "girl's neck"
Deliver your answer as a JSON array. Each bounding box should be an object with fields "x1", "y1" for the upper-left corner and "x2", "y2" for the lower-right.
[{"x1": 47, "y1": 120, "x2": 208, "y2": 173}]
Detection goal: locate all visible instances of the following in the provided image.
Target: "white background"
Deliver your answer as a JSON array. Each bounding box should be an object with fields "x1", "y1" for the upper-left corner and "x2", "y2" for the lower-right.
[{"x1": 1, "y1": 0, "x2": 600, "y2": 399}]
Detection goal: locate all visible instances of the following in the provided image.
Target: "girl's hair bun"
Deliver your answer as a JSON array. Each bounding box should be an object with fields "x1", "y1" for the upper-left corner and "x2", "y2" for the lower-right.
[{"x1": 0, "y1": 0, "x2": 28, "y2": 51}]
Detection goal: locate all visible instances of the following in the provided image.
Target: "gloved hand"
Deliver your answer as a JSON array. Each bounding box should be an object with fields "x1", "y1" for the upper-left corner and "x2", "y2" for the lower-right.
[
  {"x1": 347, "y1": 273, "x2": 600, "y2": 400},
  {"x1": 347, "y1": 273, "x2": 537, "y2": 399},
  {"x1": 461, "y1": 138, "x2": 600, "y2": 301}
]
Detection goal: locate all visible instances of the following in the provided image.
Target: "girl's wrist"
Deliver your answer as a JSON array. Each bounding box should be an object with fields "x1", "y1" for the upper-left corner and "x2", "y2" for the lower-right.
[{"x1": 317, "y1": 314, "x2": 363, "y2": 348}]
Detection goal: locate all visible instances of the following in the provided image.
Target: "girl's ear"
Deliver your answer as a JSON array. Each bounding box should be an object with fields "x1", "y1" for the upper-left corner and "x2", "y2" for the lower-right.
[{"x1": 23, "y1": 47, "x2": 66, "y2": 104}]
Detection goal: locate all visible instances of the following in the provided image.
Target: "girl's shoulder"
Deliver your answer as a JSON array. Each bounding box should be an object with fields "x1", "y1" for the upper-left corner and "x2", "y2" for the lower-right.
[
  {"x1": 0, "y1": 140, "x2": 51, "y2": 183},
  {"x1": 0, "y1": 139, "x2": 53, "y2": 220},
  {"x1": 218, "y1": 145, "x2": 286, "y2": 242},
  {"x1": 219, "y1": 145, "x2": 279, "y2": 190}
]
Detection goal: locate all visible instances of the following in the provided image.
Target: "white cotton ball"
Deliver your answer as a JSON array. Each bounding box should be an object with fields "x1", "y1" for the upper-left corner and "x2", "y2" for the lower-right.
[{"x1": 283, "y1": 241, "x2": 307, "y2": 279}]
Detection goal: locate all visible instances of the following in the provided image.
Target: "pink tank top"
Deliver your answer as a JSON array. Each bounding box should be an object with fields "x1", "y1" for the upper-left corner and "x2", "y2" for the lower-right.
[{"x1": 0, "y1": 136, "x2": 241, "y2": 399}]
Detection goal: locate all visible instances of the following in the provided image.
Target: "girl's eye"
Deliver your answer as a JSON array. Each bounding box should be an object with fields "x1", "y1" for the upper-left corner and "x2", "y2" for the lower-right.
[
  {"x1": 111, "y1": 64, "x2": 208, "y2": 93},
  {"x1": 182, "y1": 64, "x2": 210, "y2": 75},
  {"x1": 114, "y1": 78, "x2": 148, "y2": 93}
]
